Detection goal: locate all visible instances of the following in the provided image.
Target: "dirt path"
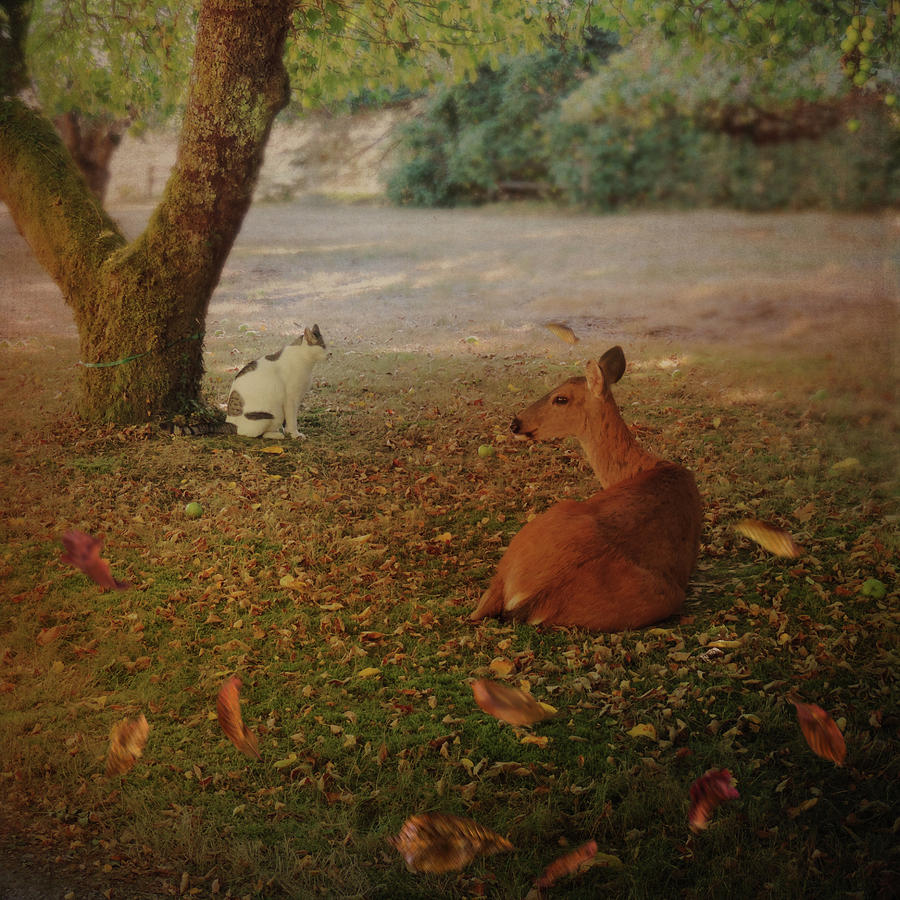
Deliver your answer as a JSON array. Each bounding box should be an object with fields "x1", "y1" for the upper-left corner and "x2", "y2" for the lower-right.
[{"x1": 1, "y1": 202, "x2": 896, "y2": 361}]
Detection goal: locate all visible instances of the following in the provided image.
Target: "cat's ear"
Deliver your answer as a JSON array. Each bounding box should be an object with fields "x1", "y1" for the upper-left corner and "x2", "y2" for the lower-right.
[{"x1": 305, "y1": 325, "x2": 325, "y2": 347}]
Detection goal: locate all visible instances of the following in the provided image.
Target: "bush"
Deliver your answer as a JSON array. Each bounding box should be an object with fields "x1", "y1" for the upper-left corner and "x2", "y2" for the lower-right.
[
  {"x1": 546, "y1": 35, "x2": 899, "y2": 211},
  {"x1": 387, "y1": 33, "x2": 899, "y2": 211},
  {"x1": 385, "y1": 37, "x2": 616, "y2": 207}
]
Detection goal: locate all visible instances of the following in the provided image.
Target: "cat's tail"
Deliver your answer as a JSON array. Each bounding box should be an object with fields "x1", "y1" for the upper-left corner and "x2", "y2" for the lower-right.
[{"x1": 161, "y1": 421, "x2": 238, "y2": 436}]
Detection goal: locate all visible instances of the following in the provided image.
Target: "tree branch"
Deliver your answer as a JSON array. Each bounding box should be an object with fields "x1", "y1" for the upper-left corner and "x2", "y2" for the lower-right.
[{"x1": 0, "y1": 98, "x2": 125, "y2": 322}]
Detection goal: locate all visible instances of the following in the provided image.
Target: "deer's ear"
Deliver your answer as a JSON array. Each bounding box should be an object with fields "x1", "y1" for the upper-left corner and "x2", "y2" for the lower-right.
[
  {"x1": 598, "y1": 346, "x2": 626, "y2": 385},
  {"x1": 585, "y1": 360, "x2": 606, "y2": 396}
]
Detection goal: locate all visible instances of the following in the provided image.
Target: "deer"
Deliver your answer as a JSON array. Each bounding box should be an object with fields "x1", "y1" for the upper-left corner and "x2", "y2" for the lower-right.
[{"x1": 470, "y1": 346, "x2": 702, "y2": 632}]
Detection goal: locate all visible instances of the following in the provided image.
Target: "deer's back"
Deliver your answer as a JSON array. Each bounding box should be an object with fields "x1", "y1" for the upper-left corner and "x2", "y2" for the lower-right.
[
  {"x1": 582, "y1": 461, "x2": 702, "y2": 585},
  {"x1": 506, "y1": 461, "x2": 702, "y2": 590}
]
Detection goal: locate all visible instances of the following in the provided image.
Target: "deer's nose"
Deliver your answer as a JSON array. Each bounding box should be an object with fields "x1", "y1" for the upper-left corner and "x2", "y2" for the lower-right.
[{"x1": 510, "y1": 417, "x2": 521, "y2": 435}]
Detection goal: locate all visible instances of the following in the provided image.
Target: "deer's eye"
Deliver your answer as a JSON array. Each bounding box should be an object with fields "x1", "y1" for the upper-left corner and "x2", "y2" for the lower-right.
[{"x1": 552, "y1": 395, "x2": 568, "y2": 405}]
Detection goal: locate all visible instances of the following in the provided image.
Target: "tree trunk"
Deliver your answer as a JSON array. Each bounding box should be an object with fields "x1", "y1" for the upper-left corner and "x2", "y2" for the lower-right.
[
  {"x1": 0, "y1": 0, "x2": 292, "y2": 422},
  {"x1": 54, "y1": 112, "x2": 124, "y2": 202}
]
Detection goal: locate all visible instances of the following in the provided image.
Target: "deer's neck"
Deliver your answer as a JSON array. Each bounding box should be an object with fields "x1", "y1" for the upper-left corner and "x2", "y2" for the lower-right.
[{"x1": 580, "y1": 401, "x2": 658, "y2": 488}]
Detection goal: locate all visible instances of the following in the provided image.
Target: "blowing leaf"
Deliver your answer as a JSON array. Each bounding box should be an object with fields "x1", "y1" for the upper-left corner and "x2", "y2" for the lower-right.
[
  {"x1": 788, "y1": 696, "x2": 847, "y2": 766},
  {"x1": 471, "y1": 678, "x2": 556, "y2": 727},
  {"x1": 388, "y1": 812, "x2": 513, "y2": 873},
  {"x1": 216, "y1": 676, "x2": 261, "y2": 760},
  {"x1": 106, "y1": 713, "x2": 150, "y2": 776},
  {"x1": 688, "y1": 769, "x2": 739, "y2": 832},
  {"x1": 534, "y1": 840, "x2": 598, "y2": 888},
  {"x1": 543, "y1": 322, "x2": 579, "y2": 344},
  {"x1": 61, "y1": 530, "x2": 130, "y2": 590},
  {"x1": 734, "y1": 519, "x2": 803, "y2": 558}
]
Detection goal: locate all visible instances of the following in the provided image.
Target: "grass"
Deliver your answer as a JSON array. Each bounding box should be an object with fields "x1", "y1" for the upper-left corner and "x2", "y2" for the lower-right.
[{"x1": 0, "y1": 335, "x2": 897, "y2": 899}]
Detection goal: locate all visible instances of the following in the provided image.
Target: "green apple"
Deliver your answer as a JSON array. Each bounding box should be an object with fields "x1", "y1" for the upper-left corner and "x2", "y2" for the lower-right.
[
  {"x1": 185, "y1": 501, "x2": 203, "y2": 519},
  {"x1": 477, "y1": 444, "x2": 495, "y2": 459},
  {"x1": 860, "y1": 578, "x2": 887, "y2": 600}
]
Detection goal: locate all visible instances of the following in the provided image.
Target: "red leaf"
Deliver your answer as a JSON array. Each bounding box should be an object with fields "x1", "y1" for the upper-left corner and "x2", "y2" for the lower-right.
[
  {"x1": 535, "y1": 840, "x2": 598, "y2": 888},
  {"x1": 688, "y1": 769, "x2": 739, "y2": 832},
  {"x1": 216, "y1": 676, "x2": 261, "y2": 760},
  {"x1": 60, "y1": 530, "x2": 129, "y2": 590},
  {"x1": 789, "y1": 697, "x2": 847, "y2": 766}
]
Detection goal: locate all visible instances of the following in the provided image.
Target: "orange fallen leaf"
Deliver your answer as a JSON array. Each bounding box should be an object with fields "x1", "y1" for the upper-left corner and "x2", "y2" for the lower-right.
[
  {"x1": 36, "y1": 625, "x2": 64, "y2": 646},
  {"x1": 688, "y1": 769, "x2": 739, "y2": 832},
  {"x1": 488, "y1": 656, "x2": 515, "y2": 678},
  {"x1": 544, "y1": 322, "x2": 579, "y2": 344},
  {"x1": 535, "y1": 840, "x2": 598, "y2": 888},
  {"x1": 216, "y1": 676, "x2": 261, "y2": 760},
  {"x1": 472, "y1": 679, "x2": 556, "y2": 727},
  {"x1": 734, "y1": 519, "x2": 802, "y2": 558},
  {"x1": 788, "y1": 697, "x2": 846, "y2": 766},
  {"x1": 60, "y1": 530, "x2": 130, "y2": 590},
  {"x1": 389, "y1": 812, "x2": 513, "y2": 873},
  {"x1": 106, "y1": 713, "x2": 150, "y2": 776}
]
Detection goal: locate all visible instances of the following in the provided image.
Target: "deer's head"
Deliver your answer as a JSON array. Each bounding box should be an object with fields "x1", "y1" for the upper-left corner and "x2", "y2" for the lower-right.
[{"x1": 510, "y1": 346, "x2": 627, "y2": 441}]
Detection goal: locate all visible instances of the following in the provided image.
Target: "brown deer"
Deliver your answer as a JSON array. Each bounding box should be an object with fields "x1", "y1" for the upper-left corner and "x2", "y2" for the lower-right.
[{"x1": 470, "y1": 346, "x2": 702, "y2": 631}]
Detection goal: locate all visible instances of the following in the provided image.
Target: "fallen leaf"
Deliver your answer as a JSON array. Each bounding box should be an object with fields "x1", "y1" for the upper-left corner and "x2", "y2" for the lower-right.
[
  {"x1": 216, "y1": 676, "x2": 261, "y2": 760},
  {"x1": 688, "y1": 769, "x2": 739, "y2": 832},
  {"x1": 36, "y1": 625, "x2": 64, "y2": 646},
  {"x1": 544, "y1": 322, "x2": 579, "y2": 344},
  {"x1": 734, "y1": 519, "x2": 803, "y2": 558},
  {"x1": 389, "y1": 812, "x2": 513, "y2": 873},
  {"x1": 471, "y1": 679, "x2": 556, "y2": 726},
  {"x1": 534, "y1": 840, "x2": 598, "y2": 888},
  {"x1": 60, "y1": 530, "x2": 130, "y2": 590},
  {"x1": 829, "y1": 457, "x2": 860, "y2": 474},
  {"x1": 259, "y1": 445, "x2": 285, "y2": 454},
  {"x1": 106, "y1": 713, "x2": 150, "y2": 776},
  {"x1": 356, "y1": 667, "x2": 381, "y2": 679},
  {"x1": 788, "y1": 696, "x2": 846, "y2": 766},
  {"x1": 488, "y1": 657, "x2": 515, "y2": 678},
  {"x1": 627, "y1": 723, "x2": 657, "y2": 740}
]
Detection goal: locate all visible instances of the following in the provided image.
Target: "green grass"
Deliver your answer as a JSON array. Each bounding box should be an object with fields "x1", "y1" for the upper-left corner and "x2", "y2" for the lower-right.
[{"x1": 0, "y1": 338, "x2": 897, "y2": 898}]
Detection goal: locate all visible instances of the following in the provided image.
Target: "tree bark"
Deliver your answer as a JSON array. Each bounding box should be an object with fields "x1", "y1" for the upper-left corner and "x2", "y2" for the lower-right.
[
  {"x1": 0, "y1": 0, "x2": 292, "y2": 422},
  {"x1": 54, "y1": 112, "x2": 124, "y2": 202}
]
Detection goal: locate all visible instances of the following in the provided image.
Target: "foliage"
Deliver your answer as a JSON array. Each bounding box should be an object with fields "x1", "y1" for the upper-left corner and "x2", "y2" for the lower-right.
[
  {"x1": 21, "y1": 0, "x2": 582, "y2": 125},
  {"x1": 19, "y1": 0, "x2": 899, "y2": 128},
  {"x1": 585, "y1": 0, "x2": 898, "y2": 95},
  {"x1": 24, "y1": 0, "x2": 198, "y2": 124},
  {"x1": 546, "y1": 34, "x2": 900, "y2": 211},
  {"x1": 389, "y1": 33, "x2": 899, "y2": 211},
  {"x1": 386, "y1": 37, "x2": 614, "y2": 207},
  {"x1": 0, "y1": 331, "x2": 897, "y2": 897}
]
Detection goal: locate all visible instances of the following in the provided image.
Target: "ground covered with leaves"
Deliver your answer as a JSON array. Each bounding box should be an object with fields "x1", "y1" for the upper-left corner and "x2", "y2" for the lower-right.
[{"x1": 0, "y1": 333, "x2": 897, "y2": 899}]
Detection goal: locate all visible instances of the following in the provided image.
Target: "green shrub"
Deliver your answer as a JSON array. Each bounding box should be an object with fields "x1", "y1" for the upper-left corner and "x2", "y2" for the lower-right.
[
  {"x1": 547, "y1": 35, "x2": 899, "y2": 211},
  {"x1": 386, "y1": 38, "x2": 615, "y2": 207},
  {"x1": 388, "y1": 32, "x2": 899, "y2": 211}
]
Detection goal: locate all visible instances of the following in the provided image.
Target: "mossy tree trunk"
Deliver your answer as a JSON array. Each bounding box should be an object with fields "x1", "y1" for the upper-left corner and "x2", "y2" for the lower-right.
[{"x1": 0, "y1": 0, "x2": 292, "y2": 423}]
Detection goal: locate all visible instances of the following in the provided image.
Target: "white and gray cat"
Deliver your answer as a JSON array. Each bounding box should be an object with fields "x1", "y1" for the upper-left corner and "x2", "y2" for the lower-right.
[
  {"x1": 169, "y1": 325, "x2": 327, "y2": 437},
  {"x1": 225, "y1": 324, "x2": 328, "y2": 438}
]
